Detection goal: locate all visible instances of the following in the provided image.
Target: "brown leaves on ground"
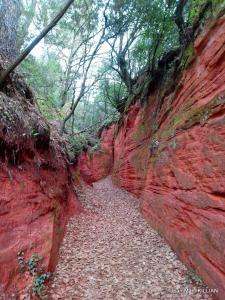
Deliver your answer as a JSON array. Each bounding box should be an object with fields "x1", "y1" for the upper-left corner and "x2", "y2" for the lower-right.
[{"x1": 49, "y1": 177, "x2": 213, "y2": 300}]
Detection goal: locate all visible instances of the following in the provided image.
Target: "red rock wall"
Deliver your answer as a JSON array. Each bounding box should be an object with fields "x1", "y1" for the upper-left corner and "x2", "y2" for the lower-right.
[
  {"x1": 81, "y1": 15, "x2": 225, "y2": 298},
  {"x1": 114, "y1": 15, "x2": 225, "y2": 298},
  {"x1": 77, "y1": 124, "x2": 115, "y2": 184},
  {"x1": 0, "y1": 93, "x2": 82, "y2": 297}
]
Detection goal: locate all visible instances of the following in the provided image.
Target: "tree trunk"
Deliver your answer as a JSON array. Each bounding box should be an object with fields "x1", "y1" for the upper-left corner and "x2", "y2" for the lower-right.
[
  {"x1": 0, "y1": 0, "x2": 20, "y2": 60},
  {"x1": 0, "y1": 0, "x2": 75, "y2": 87},
  {"x1": 174, "y1": 0, "x2": 188, "y2": 44}
]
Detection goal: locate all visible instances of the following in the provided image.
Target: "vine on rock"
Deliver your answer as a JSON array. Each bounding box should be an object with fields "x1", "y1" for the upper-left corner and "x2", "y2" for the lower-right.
[{"x1": 17, "y1": 251, "x2": 51, "y2": 299}]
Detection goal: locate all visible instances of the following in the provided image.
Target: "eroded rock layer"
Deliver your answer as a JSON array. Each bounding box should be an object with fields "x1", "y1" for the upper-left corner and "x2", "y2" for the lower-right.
[
  {"x1": 0, "y1": 88, "x2": 81, "y2": 296},
  {"x1": 78, "y1": 15, "x2": 225, "y2": 299},
  {"x1": 76, "y1": 124, "x2": 115, "y2": 184}
]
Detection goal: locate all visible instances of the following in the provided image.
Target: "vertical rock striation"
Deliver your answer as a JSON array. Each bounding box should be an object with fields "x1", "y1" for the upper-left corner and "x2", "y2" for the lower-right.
[{"x1": 78, "y1": 14, "x2": 225, "y2": 299}]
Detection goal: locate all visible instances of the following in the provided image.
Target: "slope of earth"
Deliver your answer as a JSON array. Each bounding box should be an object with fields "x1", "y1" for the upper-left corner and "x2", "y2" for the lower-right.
[
  {"x1": 49, "y1": 177, "x2": 214, "y2": 300},
  {"x1": 0, "y1": 66, "x2": 82, "y2": 297}
]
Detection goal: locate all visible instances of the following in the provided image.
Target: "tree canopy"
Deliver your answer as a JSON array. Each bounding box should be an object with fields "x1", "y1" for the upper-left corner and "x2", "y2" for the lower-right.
[{"x1": 0, "y1": 0, "x2": 214, "y2": 151}]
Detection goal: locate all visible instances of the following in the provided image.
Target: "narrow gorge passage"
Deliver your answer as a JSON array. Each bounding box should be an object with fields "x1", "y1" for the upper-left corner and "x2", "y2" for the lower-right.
[{"x1": 49, "y1": 178, "x2": 212, "y2": 300}]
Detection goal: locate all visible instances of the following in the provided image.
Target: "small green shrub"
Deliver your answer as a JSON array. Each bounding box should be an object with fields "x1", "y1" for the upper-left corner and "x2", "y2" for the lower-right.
[
  {"x1": 17, "y1": 251, "x2": 25, "y2": 273},
  {"x1": 89, "y1": 141, "x2": 101, "y2": 153},
  {"x1": 189, "y1": 0, "x2": 206, "y2": 23},
  {"x1": 33, "y1": 272, "x2": 51, "y2": 298},
  {"x1": 69, "y1": 134, "x2": 89, "y2": 154},
  {"x1": 17, "y1": 251, "x2": 51, "y2": 299},
  {"x1": 28, "y1": 254, "x2": 42, "y2": 276}
]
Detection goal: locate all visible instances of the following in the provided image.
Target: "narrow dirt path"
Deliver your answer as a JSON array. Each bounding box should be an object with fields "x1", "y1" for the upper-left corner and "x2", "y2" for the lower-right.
[{"x1": 49, "y1": 177, "x2": 212, "y2": 300}]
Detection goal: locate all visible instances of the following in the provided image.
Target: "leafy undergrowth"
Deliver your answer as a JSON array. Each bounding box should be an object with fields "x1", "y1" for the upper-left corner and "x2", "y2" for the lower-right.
[{"x1": 17, "y1": 252, "x2": 51, "y2": 299}]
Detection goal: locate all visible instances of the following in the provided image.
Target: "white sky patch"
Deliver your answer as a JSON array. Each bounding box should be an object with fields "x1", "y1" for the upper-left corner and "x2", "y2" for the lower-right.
[
  {"x1": 30, "y1": 39, "x2": 45, "y2": 58},
  {"x1": 24, "y1": 1, "x2": 115, "y2": 110}
]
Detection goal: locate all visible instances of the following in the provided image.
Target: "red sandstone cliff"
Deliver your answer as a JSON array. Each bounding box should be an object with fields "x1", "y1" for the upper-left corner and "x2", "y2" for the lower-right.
[
  {"x1": 76, "y1": 124, "x2": 115, "y2": 184},
  {"x1": 0, "y1": 79, "x2": 82, "y2": 297},
  {"x1": 1, "y1": 5, "x2": 224, "y2": 300},
  {"x1": 78, "y1": 13, "x2": 225, "y2": 299}
]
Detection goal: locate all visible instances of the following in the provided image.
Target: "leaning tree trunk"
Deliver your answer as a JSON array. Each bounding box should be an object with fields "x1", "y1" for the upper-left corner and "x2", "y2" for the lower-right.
[
  {"x1": 174, "y1": 0, "x2": 189, "y2": 45},
  {"x1": 0, "y1": 0, "x2": 75, "y2": 87},
  {"x1": 0, "y1": 0, "x2": 20, "y2": 61}
]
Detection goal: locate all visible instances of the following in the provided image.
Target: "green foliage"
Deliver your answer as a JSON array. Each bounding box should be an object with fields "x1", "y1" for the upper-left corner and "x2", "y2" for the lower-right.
[
  {"x1": 17, "y1": 0, "x2": 216, "y2": 140},
  {"x1": 89, "y1": 141, "x2": 101, "y2": 153},
  {"x1": 69, "y1": 134, "x2": 91, "y2": 154},
  {"x1": 189, "y1": 0, "x2": 208, "y2": 22},
  {"x1": 33, "y1": 272, "x2": 51, "y2": 298},
  {"x1": 21, "y1": 54, "x2": 63, "y2": 120},
  {"x1": 100, "y1": 112, "x2": 120, "y2": 130},
  {"x1": 181, "y1": 43, "x2": 196, "y2": 69},
  {"x1": 68, "y1": 109, "x2": 120, "y2": 155},
  {"x1": 106, "y1": 0, "x2": 180, "y2": 76},
  {"x1": 211, "y1": 0, "x2": 225, "y2": 14},
  {"x1": 189, "y1": 0, "x2": 225, "y2": 24},
  {"x1": 28, "y1": 254, "x2": 42, "y2": 276},
  {"x1": 17, "y1": 251, "x2": 51, "y2": 299},
  {"x1": 98, "y1": 74, "x2": 128, "y2": 112},
  {"x1": 17, "y1": 251, "x2": 25, "y2": 273}
]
